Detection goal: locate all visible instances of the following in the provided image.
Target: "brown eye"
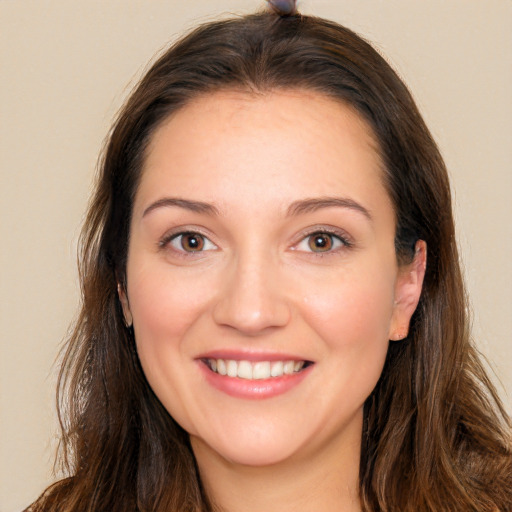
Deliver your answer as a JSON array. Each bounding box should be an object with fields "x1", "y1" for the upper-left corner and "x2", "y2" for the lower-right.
[
  {"x1": 168, "y1": 232, "x2": 217, "y2": 253},
  {"x1": 181, "y1": 233, "x2": 204, "y2": 251},
  {"x1": 308, "y1": 233, "x2": 333, "y2": 252}
]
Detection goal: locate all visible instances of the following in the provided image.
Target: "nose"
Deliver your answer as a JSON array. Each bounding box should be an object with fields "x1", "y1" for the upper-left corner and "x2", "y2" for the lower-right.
[{"x1": 212, "y1": 253, "x2": 291, "y2": 335}]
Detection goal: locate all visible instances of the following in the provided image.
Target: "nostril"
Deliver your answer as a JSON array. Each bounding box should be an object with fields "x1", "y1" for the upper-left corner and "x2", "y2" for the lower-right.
[
  {"x1": 212, "y1": 300, "x2": 291, "y2": 335},
  {"x1": 211, "y1": 262, "x2": 291, "y2": 333}
]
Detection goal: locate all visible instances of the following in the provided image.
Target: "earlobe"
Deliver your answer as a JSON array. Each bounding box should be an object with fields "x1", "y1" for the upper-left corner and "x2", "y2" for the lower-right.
[
  {"x1": 389, "y1": 240, "x2": 427, "y2": 341},
  {"x1": 117, "y1": 282, "x2": 133, "y2": 328}
]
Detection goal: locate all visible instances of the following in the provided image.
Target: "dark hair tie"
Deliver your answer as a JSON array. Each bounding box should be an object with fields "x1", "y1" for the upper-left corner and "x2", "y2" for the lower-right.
[{"x1": 267, "y1": 0, "x2": 298, "y2": 16}]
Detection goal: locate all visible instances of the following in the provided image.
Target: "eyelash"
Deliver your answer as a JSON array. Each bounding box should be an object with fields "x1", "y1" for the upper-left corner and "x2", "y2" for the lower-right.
[
  {"x1": 158, "y1": 227, "x2": 353, "y2": 257},
  {"x1": 159, "y1": 230, "x2": 217, "y2": 255},
  {"x1": 294, "y1": 228, "x2": 352, "y2": 255}
]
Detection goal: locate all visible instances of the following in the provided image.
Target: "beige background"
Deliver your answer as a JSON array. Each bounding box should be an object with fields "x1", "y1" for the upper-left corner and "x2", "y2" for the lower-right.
[{"x1": 1, "y1": 1, "x2": 511, "y2": 510}]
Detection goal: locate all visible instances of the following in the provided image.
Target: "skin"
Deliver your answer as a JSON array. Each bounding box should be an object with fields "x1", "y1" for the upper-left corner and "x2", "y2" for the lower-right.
[{"x1": 120, "y1": 89, "x2": 426, "y2": 512}]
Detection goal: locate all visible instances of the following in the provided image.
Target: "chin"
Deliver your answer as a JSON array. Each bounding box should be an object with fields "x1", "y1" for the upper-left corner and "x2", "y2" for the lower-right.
[{"x1": 191, "y1": 429, "x2": 308, "y2": 468}]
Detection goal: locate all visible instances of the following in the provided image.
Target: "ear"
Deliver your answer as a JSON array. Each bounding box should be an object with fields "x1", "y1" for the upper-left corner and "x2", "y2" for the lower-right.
[
  {"x1": 117, "y1": 282, "x2": 133, "y2": 328},
  {"x1": 388, "y1": 240, "x2": 427, "y2": 341}
]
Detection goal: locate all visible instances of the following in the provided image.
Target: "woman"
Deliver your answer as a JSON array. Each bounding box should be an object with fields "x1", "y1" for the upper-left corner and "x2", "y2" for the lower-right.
[{"x1": 28, "y1": 1, "x2": 511, "y2": 511}]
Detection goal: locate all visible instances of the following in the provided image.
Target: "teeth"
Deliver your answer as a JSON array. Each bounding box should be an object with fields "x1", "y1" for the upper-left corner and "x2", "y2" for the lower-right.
[
  {"x1": 217, "y1": 359, "x2": 227, "y2": 376},
  {"x1": 270, "y1": 361, "x2": 284, "y2": 377},
  {"x1": 253, "y1": 361, "x2": 270, "y2": 380},
  {"x1": 208, "y1": 358, "x2": 307, "y2": 380},
  {"x1": 237, "y1": 360, "x2": 253, "y2": 379},
  {"x1": 283, "y1": 361, "x2": 295, "y2": 375},
  {"x1": 226, "y1": 360, "x2": 238, "y2": 377}
]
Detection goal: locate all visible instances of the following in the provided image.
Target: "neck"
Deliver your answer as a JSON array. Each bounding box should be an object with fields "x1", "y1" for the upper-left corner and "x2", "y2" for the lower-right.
[{"x1": 191, "y1": 425, "x2": 363, "y2": 512}]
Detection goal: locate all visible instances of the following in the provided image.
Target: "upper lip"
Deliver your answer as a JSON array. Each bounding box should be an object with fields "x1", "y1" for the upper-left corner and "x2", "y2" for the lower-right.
[{"x1": 195, "y1": 350, "x2": 313, "y2": 363}]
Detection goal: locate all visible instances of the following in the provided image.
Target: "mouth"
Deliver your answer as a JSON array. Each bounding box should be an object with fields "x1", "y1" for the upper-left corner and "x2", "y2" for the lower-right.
[{"x1": 203, "y1": 358, "x2": 313, "y2": 380}]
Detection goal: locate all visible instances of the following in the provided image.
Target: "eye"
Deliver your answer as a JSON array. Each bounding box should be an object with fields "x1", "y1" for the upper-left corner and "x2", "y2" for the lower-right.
[
  {"x1": 296, "y1": 231, "x2": 348, "y2": 253},
  {"x1": 168, "y1": 232, "x2": 217, "y2": 252}
]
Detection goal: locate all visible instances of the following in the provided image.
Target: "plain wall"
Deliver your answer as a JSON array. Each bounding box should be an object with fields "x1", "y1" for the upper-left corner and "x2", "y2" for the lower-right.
[{"x1": 1, "y1": 1, "x2": 511, "y2": 510}]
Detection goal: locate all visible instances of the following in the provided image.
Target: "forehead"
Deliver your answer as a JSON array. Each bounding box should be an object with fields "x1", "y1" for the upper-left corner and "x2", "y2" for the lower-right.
[{"x1": 135, "y1": 89, "x2": 390, "y2": 220}]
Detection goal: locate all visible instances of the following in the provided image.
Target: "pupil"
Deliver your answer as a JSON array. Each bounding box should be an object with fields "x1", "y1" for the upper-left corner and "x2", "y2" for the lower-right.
[
  {"x1": 183, "y1": 234, "x2": 203, "y2": 251},
  {"x1": 315, "y1": 235, "x2": 328, "y2": 247},
  {"x1": 309, "y1": 233, "x2": 332, "y2": 252}
]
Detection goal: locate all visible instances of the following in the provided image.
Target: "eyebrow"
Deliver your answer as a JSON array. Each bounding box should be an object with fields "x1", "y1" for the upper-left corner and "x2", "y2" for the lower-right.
[
  {"x1": 142, "y1": 197, "x2": 220, "y2": 217},
  {"x1": 142, "y1": 195, "x2": 372, "y2": 221},
  {"x1": 286, "y1": 197, "x2": 372, "y2": 221}
]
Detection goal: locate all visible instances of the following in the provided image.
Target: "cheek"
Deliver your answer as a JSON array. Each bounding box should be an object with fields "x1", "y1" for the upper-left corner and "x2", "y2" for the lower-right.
[
  {"x1": 126, "y1": 265, "x2": 215, "y2": 433},
  {"x1": 294, "y1": 268, "x2": 397, "y2": 433},
  {"x1": 127, "y1": 263, "x2": 214, "y2": 361},
  {"x1": 299, "y1": 267, "x2": 396, "y2": 350}
]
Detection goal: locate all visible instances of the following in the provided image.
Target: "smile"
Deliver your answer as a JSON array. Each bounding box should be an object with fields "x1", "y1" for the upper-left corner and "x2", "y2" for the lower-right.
[{"x1": 205, "y1": 358, "x2": 310, "y2": 380}]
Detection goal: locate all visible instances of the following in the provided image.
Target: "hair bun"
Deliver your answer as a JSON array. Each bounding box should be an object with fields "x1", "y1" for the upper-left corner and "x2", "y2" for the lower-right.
[{"x1": 267, "y1": 0, "x2": 298, "y2": 16}]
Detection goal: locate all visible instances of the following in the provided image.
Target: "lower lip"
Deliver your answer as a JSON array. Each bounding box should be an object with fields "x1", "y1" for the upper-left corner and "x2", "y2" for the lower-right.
[{"x1": 198, "y1": 361, "x2": 312, "y2": 400}]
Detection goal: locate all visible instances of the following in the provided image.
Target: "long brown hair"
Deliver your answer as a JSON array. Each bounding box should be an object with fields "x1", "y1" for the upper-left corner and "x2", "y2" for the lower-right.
[{"x1": 29, "y1": 10, "x2": 511, "y2": 512}]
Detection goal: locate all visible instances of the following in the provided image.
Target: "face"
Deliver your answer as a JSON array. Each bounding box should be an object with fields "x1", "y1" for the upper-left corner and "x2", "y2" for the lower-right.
[{"x1": 120, "y1": 90, "x2": 425, "y2": 470}]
